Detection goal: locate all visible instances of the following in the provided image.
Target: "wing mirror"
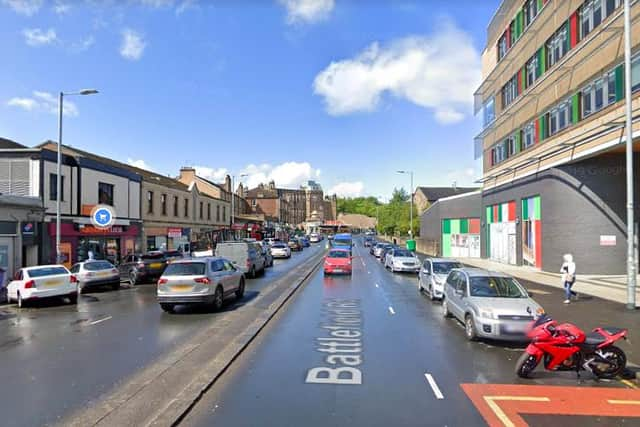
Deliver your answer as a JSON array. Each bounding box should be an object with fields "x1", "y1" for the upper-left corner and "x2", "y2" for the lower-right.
[{"x1": 455, "y1": 289, "x2": 464, "y2": 297}]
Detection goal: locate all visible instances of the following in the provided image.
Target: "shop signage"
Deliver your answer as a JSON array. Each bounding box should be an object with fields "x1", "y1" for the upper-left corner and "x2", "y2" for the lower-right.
[
  {"x1": 600, "y1": 235, "x2": 616, "y2": 246},
  {"x1": 167, "y1": 227, "x2": 182, "y2": 238},
  {"x1": 81, "y1": 225, "x2": 124, "y2": 234},
  {"x1": 22, "y1": 222, "x2": 34, "y2": 235},
  {"x1": 231, "y1": 223, "x2": 246, "y2": 230},
  {"x1": 90, "y1": 205, "x2": 116, "y2": 229}
]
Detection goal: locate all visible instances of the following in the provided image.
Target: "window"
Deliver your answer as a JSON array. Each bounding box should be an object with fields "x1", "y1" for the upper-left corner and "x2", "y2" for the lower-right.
[
  {"x1": 581, "y1": 0, "x2": 607, "y2": 39},
  {"x1": 605, "y1": 0, "x2": 621, "y2": 17},
  {"x1": 483, "y1": 97, "x2": 495, "y2": 127},
  {"x1": 607, "y1": 70, "x2": 616, "y2": 105},
  {"x1": 98, "y1": 182, "x2": 114, "y2": 206},
  {"x1": 523, "y1": 123, "x2": 535, "y2": 149},
  {"x1": 222, "y1": 206, "x2": 226, "y2": 222},
  {"x1": 501, "y1": 75, "x2": 518, "y2": 108},
  {"x1": 523, "y1": 0, "x2": 538, "y2": 28},
  {"x1": 252, "y1": 199, "x2": 257, "y2": 207},
  {"x1": 493, "y1": 143, "x2": 506, "y2": 165},
  {"x1": 525, "y1": 55, "x2": 538, "y2": 87},
  {"x1": 497, "y1": 33, "x2": 508, "y2": 61},
  {"x1": 199, "y1": 201, "x2": 203, "y2": 219},
  {"x1": 161, "y1": 194, "x2": 167, "y2": 215},
  {"x1": 582, "y1": 70, "x2": 617, "y2": 118},
  {"x1": 147, "y1": 191, "x2": 154, "y2": 214},
  {"x1": 49, "y1": 173, "x2": 64, "y2": 201},
  {"x1": 207, "y1": 203, "x2": 211, "y2": 220},
  {"x1": 506, "y1": 135, "x2": 517, "y2": 157},
  {"x1": 546, "y1": 26, "x2": 568, "y2": 69},
  {"x1": 633, "y1": 53, "x2": 640, "y2": 92},
  {"x1": 184, "y1": 198, "x2": 189, "y2": 217},
  {"x1": 216, "y1": 205, "x2": 220, "y2": 221},
  {"x1": 548, "y1": 100, "x2": 571, "y2": 136},
  {"x1": 173, "y1": 196, "x2": 179, "y2": 217}
]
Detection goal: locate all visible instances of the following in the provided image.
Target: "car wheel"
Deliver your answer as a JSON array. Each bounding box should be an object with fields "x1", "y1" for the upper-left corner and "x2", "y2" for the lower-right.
[
  {"x1": 418, "y1": 278, "x2": 423, "y2": 292},
  {"x1": 429, "y1": 285, "x2": 436, "y2": 301},
  {"x1": 250, "y1": 266, "x2": 256, "y2": 279},
  {"x1": 17, "y1": 292, "x2": 23, "y2": 308},
  {"x1": 442, "y1": 297, "x2": 451, "y2": 318},
  {"x1": 68, "y1": 293, "x2": 78, "y2": 305},
  {"x1": 160, "y1": 303, "x2": 175, "y2": 313},
  {"x1": 77, "y1": 283, "x2": 83, "y2": 296},
  {"x1": 112, "y1": 282, "x2": 120, "y2": 291},
  {"x1": 465, "y1": 314, "x2": 477, "y2": 341},
  {"x1": 129, "y1": 270, "x2": 137, "y2": 286},
  {"x1": 213, "y1": 286, "x2": 224, "y2": 311},
  {"x1": 235, "y1": 279, "x2": 245, "y2": 300}
]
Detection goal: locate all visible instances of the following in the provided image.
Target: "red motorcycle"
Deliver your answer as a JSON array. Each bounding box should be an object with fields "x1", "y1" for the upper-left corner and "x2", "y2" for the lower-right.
[{"x1": 516, "y1": 314, "x2": 628, "y2": 379}]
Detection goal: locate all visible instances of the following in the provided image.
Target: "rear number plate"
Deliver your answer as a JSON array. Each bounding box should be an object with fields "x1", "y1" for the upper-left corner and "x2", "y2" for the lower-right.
[
  {"x1": 150, "y1": 263, "x2": 162, "y2": 268},
  {"x1": 43, "y1": 280, "x2": 62, "y2": 287},
  {"x1": 171, "y1": 285, "x2": 192, "y2": 292}
]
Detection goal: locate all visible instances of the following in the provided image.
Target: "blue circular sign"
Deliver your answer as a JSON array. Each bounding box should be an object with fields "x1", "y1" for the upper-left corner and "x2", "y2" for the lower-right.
[{"x1": 90, "y1": 205, "x2": 116, "y2": 229}]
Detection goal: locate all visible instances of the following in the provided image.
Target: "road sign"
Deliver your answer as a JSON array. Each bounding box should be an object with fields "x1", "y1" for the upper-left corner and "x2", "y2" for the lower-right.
[{"x1": 90, "y1": 205, "x2": 116, "y2": 229}]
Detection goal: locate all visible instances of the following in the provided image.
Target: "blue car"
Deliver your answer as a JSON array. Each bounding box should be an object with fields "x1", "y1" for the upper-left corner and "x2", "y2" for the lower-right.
[{"x1": 300, "y1": 237, "x2": 311, "y2": 247}]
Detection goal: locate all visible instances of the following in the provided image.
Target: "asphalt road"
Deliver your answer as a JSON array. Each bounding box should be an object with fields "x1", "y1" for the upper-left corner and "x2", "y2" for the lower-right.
[
  {"x1": 0, "y1": 244, "x2": 322, "y2": 427},
  {"x1": 180, "y1": 238, "x2": 638, "y2": 427}
]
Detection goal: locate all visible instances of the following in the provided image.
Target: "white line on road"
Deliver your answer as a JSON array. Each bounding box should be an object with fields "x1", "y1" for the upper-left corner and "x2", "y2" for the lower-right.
[
  {"x1": 89, "y1": 316, "x2": 112, "y2": 325},
  {"x1": 424, "y1": 373, "x2": 444, "y2": 399},
  {"x1": 388, "y1": 306, "x2": 395, "y2": 315}
]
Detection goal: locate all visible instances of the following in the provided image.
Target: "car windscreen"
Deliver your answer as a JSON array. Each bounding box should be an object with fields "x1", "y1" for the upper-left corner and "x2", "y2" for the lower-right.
[
  {"x1": 84, "y1": 261, "x2": 114, "y2": 271},
  {"x1": 28, "y1": 267, "x2": 68, "y2": 277},
  {"x1": 433, "y1": 262, "x2": 462, "y2": 274},
  {"x1": 272, "y1": 244, "x2": 286, "y2": 248},
  {"x1": 393, "y1": 249, "x2": 413, "y2": 257},
  {"x1": 163, "y1": 251, "x2": 182, "y2": 258},
  {"x1": 163, "y1": 262, "x2": 206, "y2": 276},
  {"x1": 142, "y1": 253, "x2": 165, "y2": 260},
  {"x1": 328, "y1": 251, "x2": 349, "y2": 258},
  {"x1": 469, "y1": 276, "x2": 527, "y2": 298},
  {"x1": 333, "y1": 238, "x2": 351, "y2": 246}
]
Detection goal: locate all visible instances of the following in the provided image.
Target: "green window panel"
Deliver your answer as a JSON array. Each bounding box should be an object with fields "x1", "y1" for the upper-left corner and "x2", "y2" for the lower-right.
[
  {"x1": 497, "y1": 204, "x2": 503, "y2": 222},
  {"x1": 533, "y1": 196, "x2": 541, "y2": 220},
  {"x1": 565, "y1": 21, "x2": 570, "y2": 52},
  {"x1": 615, "y1": 64, "x2": 624, "y2": 101},
  {"x1": 443, "y1": 218, "x2": 451, "y2": 234},
  {"x1": 540, "y1": 45, "x2": 546, "y2": 74},
  {"x1": 522, "y1": 198, "x2": 529, "y2": 221},
  {"x1": 539, "y1": 115, "x2": 547, "y2": 140},
  {"x1": 521, "y1": 67, "x2": 526, "y2": 92},
  {"x1": 442, "y1": 234, "x2": 452, "y2": 257},
  {"x1": 451, "y1": 219, "x2": 461, "y2": 234},
  {"x1": 460, "y1": 218, "x2": 469, "y2": 234},
  {"x1": 572, "y1": 93, "x2": 580, "y2": 124},
  {"x1": 515, "y1": 131, "x2": 522, "y2": 153},
  {"x1": 486, "y1": 206, "x2": 493, "y2": 224},
  {"x1": 537, "y1": 0, "x2": 543, "y2": 10}
]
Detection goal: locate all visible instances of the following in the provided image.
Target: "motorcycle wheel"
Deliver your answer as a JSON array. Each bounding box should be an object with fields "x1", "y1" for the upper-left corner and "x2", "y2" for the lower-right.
[
  {"x1": 515, "y1": 352, "x2": 539, "y2": 378},
  {"x1": 591, "y1": 346, "x2": 627, "y2": 379}
]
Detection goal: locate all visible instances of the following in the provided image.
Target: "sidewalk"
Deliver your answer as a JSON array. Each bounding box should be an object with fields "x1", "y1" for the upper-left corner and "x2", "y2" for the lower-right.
[{"x1": 457, "y1": 257, "x2": 640, "y2": 308}]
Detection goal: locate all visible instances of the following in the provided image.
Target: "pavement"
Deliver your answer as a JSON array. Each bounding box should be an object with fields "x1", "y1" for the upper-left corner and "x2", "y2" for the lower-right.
[
  {"x1": 0, "y1": 244, "x2": 323, "y2": 427},
  {"x1": 176, "y1": 238, "x2": 640, "y2": 427}
]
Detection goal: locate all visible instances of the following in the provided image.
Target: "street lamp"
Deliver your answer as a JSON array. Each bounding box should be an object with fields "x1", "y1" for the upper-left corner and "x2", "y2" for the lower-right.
[
  {"x1": 397, "y1": 170, "x2": 414, "y2": 238},
  {"x1": 56, "y1": 89, "x2": 98, "y2": 264},
  {"x1": 230, "y1": 173, "x2": 248, "y2": 239}
]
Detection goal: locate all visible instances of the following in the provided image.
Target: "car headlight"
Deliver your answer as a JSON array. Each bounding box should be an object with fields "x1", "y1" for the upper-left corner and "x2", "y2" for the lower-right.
[{"x1": 480, "y1": 309, "x2": 497, "y2": 320}]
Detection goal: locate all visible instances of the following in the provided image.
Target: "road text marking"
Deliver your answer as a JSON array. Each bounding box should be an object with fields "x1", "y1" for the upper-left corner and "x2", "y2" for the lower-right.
[
  {"x1": 424, "y1": 373, "x2": 444, "y2": 399},
  {"x1": 89, "y1": 316, "x2": 112, "y2": 325},
  {"x1": 388, "y1": 306, "x2": 395, "y2": 315}
]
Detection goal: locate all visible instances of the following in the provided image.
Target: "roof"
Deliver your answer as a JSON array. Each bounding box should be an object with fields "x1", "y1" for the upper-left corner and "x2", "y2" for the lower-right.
[
  {"x1": 0, "y1": 137, "x2": 26, "y2": 149},
  {"x1": 0, "y1": 194, "x2": 44, "y2": 209},
  {"x1": 415, "y1": 186, "x2": 479, "y2": 202}
]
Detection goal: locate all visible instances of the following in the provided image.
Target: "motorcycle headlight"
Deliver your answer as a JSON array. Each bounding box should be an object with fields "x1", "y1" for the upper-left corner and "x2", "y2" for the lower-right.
[{"x1": 480, "y1": 309, "x2": 497, "y2": 320}]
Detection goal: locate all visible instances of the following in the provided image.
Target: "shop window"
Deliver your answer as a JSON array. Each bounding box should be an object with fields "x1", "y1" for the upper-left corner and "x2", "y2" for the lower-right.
[
  {"x1": 173, "y1": 196, "x2": 179, "y2": 217},
  {"x1": 147, "y1": 191, "x2": 154, "y2": 214},
  {"x1": 161, "y1": 194, "x2": 167, "y2": 216},
  {"x1": 49, "y1": 173, "x2": 64, "y2": 201},
  {"x1": 184, "y1": 198, "x2": 189, "y2": 218}
]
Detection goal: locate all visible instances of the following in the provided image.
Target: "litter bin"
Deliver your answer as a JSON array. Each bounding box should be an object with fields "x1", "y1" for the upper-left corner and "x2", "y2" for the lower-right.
[{"x1": 406, "y1": 239, "x2": 416, "y2": 252}]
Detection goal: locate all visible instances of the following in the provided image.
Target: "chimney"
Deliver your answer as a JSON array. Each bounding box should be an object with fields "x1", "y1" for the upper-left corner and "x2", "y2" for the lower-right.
[
  {"x1": 179, "y1": 166, "x2": 196, "y2": 184},
  {"x1": 224, "y1": 175, "x2": 231, "y2": 192}
]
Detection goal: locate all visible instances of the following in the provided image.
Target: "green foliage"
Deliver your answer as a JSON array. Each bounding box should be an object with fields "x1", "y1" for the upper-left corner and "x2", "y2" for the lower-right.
[{"x1": 336, "y1": 196, "x2": 381, "y2": 218}]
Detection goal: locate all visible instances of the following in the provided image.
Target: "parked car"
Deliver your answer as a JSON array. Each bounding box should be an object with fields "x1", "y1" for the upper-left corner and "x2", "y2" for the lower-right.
[
  {"x1": 156, "y1": 257, "x2": 245, "y2": 313},
  {"x1": 7, "y1": 265, "x2": 78, "y2": 308},
  {"x1": 264, "y1": 238, "x2": 276, "y2": 246},
  {"x1": 327, "y1": 234, "x2": 334, "y2": 240},
  {"x1": 162, "y1": 250, "x2": 184, "y2": 263},
  {"x1": 300, "y1": 237, "x2": 311, "y2": 248},
  {"x1": 270, "y1": 243, "x2": 291, "y2": 259},
  {"x1": 119, "y1": 252, "x2": 168, "y2": 285},
  {"x1": 70, "y1": 260, "x2": 120, "y2": 294},
  {"x1": 373, "y1": 242, "x2": 392, "y2": 258},
  {"x1": 259, "y1": 242, "x2": 274, "y2": 267},
  {"x1": 288, "y1": 239, "x2": 303, "y2": 252},
  {"x1": 323, "y1": 249, "x2": 353, "y2": 275},
  {"x1": 384, "y1": 248, "x2": 420, "y2": 273},
  {"x1": 379, "y1": 245, "x2": 396, "y2": 263},
  {"x1": 364, "y1": 236, "x2": 374, "y2": 247},
  {"x1": 215, "y1": 241, "x2": 266, "y2": 278},
  {"x1": 418, "y1": 258, "x2": 463, "y2": 300},
  {"x1": 309, "y1": 233, "x2": 321, "y2": 243},
  {"x1": 442, "y1": 268, "x2": 544, "y2": 341}
]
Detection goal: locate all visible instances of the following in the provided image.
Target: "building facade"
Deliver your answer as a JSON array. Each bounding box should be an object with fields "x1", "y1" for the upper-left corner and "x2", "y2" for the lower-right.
[
  {"x1": 414, "y1": 186, "x2": 478, "y2": 215},
  {"x1": 474, "y1": 0, "x2": 640, "y2": 274}
]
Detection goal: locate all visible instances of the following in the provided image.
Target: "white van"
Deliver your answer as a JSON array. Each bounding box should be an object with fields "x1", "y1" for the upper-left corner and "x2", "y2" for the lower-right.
[{"x1": 215, "y1": 241, "x2": 266, "y2": 278}]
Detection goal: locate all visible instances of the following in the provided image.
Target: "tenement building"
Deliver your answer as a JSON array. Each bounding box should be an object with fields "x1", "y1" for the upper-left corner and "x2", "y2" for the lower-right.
[{"x1": 474, "y1": 0, "x2": 640, "y2": 273}]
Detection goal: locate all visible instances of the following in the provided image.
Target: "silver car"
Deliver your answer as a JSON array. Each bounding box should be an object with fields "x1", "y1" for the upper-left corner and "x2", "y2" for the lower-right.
[
  {"x1": 418, "y1": 258, "x2": 462, "y2": 300},
  {"x1": 442, "y1": 268, "x2": 544, "y2": 341},
  {"x1": 70, "y1": 260, "x2": 121, "y2": 294},
  {"x1": 157, "y1": 257, "x2": 245, "y2": 313},
  {"x1": 384, "y1": 248, "x2": 420, "y2": 273},
  {"x1": 373, "y1": 243, "x2": 391, "y2": 258}
]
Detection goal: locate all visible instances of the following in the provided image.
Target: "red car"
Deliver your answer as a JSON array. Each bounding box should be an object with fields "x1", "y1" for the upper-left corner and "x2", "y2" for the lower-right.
[{"x1": 323, "y1": 249, "x2": 352, "y2": 275}]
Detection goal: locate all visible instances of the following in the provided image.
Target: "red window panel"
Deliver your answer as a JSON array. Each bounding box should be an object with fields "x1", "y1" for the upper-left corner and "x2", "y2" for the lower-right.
[
  {"x1": 469, "y1": 218, "x2": 481, "y2": 234},
  {"x1": 534, "y1": 219, "x2": 542, "y2": 268},
  {"x1": 493, "y1": 205, "x2": 499, "y2": 222},
  {"x1": 508, "y1": 201, "x2": 516, "y2": 222},
  {"x1": 534, "y1": 120, "x2": 540, "y2": 144},
  {"x1": 570, "y1": 11, "x2": 579, "y2": 47},
  {"x1": 506, "y1": 25, "x2": 511, "y2": 49}
]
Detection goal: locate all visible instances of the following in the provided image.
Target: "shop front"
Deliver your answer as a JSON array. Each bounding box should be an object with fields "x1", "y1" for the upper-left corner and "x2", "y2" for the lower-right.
[
  {"x1": 144, "y1": 226, "x2": 191, "y2": 252},
  {"x1": 47, "y1": 222, "x2": 141, "y2": 268}
]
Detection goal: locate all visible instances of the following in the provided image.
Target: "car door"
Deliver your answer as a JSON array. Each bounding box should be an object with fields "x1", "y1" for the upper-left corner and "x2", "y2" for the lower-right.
[
  {"x1": 446, "y1": 272, "x2": 463, "y2": 319},
  {"x1": 209, "y1": 259, "x2": 226, "y2": 293},
  {"x1": 453, "y1": 272, "x2": 470, "y2": 320},
  {"x1": 420, "y1": 259, "x2": 432, "y2": 286},
  {"x1": 222, "y1": 260, "x2": 239, "y2": 293}
]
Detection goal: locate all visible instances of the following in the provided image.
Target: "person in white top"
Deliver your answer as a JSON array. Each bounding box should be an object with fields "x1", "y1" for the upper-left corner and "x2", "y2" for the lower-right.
[{"x1": 561, "y1": 253, "x2": 577, "y2": 304}]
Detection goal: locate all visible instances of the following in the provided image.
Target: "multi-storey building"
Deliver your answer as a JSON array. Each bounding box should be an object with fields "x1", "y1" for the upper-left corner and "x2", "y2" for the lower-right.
[{"x1": 474, "y1": 0, "x2": 640, "y2": 273}]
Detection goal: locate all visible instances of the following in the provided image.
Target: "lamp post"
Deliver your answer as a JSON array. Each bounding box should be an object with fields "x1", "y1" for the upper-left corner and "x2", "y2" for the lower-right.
[
  {"x1": 230, "y1": 173, "x2": 248, "y2": 240},
  {"x1": 56, "y1": 89, "x2": 98, "y2": 264},
  {"x1": 623, "y1": 0, "x2": 636, "y2": 309},
  {"x1": 397, "y1": 170, "x2": 414, "y2": 238}
]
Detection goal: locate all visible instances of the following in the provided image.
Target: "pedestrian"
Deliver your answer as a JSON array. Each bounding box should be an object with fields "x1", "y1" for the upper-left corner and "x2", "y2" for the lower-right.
[{"x1": 561, "y1": 253, "x2": 577, "y2": 304}]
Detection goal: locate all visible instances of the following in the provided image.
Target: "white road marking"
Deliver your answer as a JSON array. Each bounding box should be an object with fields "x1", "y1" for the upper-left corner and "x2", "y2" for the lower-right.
[
  {"x1": 89, "y1": 316, "x2": 112, "y2": 325},
  {"x1": 424, "y1": 373, "x2": 444, "y2": 399},
  {"x1": 388, "y1": 306, "x2": 395, "y2": 315}
]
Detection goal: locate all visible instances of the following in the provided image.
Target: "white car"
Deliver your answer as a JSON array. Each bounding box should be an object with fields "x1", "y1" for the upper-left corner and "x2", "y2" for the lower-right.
[
  {"x1": 418, "y1": 258, "x2": 462, "y2": 300},
  {"x1": 270, "y1": 243, "x2": 291, "y2": 259},
  {"x1": 384, "y1": 248, "x2": 420, "y2": 273},
  {"x1": 309, "y1": 233, "x2": 321, "y2": 243},
  {"x1": 7, "y1": 265, "x2": 78, "y2": 308},
  {"x1": 70, "y1": 260, "x2": 121, "y2": 294}
]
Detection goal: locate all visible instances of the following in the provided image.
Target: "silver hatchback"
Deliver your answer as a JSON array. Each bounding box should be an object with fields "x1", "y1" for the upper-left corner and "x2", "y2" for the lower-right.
[
  {"x1": 157, "y1": 257, "x2": 245, "y2": 313},
  {"x1": 442, "y1": 268, "x2": 544, "y2": 341}
]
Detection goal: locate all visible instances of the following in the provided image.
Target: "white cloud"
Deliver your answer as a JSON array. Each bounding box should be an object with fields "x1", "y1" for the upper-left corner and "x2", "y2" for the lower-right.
[
  {"x1": 278, "y1": 0, "x2": 334, "y2": 25},
  {"x1": 140, "y1": 0, "x2": 174, "y2": 6},
  {"x1": 53, "y1": 0, "x2": 70, "y2": 15},
  {"x1": 6, "y1": 91, "x2": 78, "y2": 117},
  {"x1": 120, "y1": 29, "x2": 145, "y2": 61},
  {"x1": 328, "y1": 181, "x2": 364, "y2": 198},
  {"x1": 176, "y1": 0, "x2": 198, "y2": 15},
  {"x1": 23, "y1": 28, "x2": 57, "y2": 46},
  {"x1": 313, "y1": 22, "x2": 481, "y2": 124},
  {"x1": 2, "y1": 0, "x2": 42, "y2": 16},
  {"x1": 194, "y1": 166, "x2": 228, "y2": 182},
  {"x1": 127, "y1": 158, "x2": 155, "y2": 171},
  {"x1": 70, "y1": 35, "x2": 95, "y2": 53}
]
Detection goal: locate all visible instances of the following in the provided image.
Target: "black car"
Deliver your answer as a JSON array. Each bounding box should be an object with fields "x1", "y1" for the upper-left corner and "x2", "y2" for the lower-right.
[
  {"x1": 364, "y1": 237, "x2": 374, "y2": 247},
  {"x1": 118, "y1": 251, "x2": 168, "y2": 285}
]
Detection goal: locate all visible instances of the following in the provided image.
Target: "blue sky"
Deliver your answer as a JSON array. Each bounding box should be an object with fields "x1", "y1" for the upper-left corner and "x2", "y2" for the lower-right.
[{"x1": 0, "y1": 0, "x2": 499, "y2": 199}]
